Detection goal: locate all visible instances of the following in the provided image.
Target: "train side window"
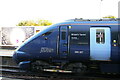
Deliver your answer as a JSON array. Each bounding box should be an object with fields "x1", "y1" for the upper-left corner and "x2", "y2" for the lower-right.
[
  {"x1": 119, "y1": 34, "x2": 120, "y2": 45},
  {"x1": 96, "y1": 29, "x2": 105, "y2": 44},
  {"x1": 62, "y1": 32, "x2": 66, "y2": 40}
]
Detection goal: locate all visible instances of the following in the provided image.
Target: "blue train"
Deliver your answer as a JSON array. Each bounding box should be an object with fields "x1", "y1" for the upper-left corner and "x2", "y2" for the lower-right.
[{"x1": 13, "y1": 18, "x2": 120, "y2": 74}]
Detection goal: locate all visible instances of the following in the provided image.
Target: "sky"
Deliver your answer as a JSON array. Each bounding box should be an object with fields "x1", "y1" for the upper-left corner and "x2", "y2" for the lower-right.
[{"x1": 0, "y1": 0, "x2": 119, "y2": 26}]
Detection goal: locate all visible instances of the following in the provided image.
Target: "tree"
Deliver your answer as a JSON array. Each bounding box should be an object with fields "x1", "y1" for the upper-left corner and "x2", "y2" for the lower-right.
[
  {"x1": 103, "y1": 15, "x2": 116, "y2": 18},
  {"x1": 17, "y1": 19, "x2": 53, "y2": 26},
  {"x1": 37, "y1": 20, "x2": 53, "y2": 26}
]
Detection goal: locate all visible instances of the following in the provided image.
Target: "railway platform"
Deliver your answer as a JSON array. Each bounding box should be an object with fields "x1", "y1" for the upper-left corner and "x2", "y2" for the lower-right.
[
  {"x1": 0, "y1": 49, "x2": 14, "y2": 57},
  {"x1": 0, "y1": 48, "x2": 17, "y2": 66}
]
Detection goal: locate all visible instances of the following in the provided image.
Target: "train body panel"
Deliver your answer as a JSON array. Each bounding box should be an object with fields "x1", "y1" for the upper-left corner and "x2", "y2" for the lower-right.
[{"x1": 13, "y1": 19, "x2": 120, "y2": 73}]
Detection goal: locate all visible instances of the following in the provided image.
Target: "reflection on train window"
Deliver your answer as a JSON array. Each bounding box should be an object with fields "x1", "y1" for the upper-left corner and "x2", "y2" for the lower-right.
[
  {"x1": 62, "y1": 32, "x2": 66, "y2": 40},
  {"x1": 96, "y1": 29, "x2": 105, "y2": 44}
]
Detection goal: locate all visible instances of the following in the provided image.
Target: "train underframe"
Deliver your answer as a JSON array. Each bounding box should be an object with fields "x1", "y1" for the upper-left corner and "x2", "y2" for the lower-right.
[{"x1": 19, "y1": 60, "x2": 120, "y2": 74}]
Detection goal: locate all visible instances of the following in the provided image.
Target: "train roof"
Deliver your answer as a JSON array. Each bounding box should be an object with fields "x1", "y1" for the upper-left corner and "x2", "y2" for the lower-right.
[
  {"x1": 56, "y1": 18, "x2": 120, "y2": 26},
  {"x1": 68, "y1": 18, "x2": 120, "y2": 21}
]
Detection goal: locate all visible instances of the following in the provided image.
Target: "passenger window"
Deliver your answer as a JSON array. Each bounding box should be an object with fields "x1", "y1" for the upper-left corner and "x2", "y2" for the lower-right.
[{"x1": 96, "y1": 29, "x2": 105, "y2": 44}]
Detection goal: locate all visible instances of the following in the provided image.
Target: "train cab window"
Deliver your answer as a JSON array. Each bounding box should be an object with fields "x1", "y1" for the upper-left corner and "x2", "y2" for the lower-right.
[
  {"x1": 42, "y1": 30, "x2": 53, "y2": 36},
  {"x1": 96, "y1": 29, "x2": 105, "y2": 44}
]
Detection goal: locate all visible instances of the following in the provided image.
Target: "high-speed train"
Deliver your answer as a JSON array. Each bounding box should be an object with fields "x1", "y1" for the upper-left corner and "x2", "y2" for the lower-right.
[{"x1": 13, "y1": 18, "x2": 120, "y2": 74}]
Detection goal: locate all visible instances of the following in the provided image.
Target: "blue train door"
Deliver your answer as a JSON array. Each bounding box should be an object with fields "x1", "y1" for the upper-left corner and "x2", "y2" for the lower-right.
[
  {"x1": 59, "y1": 26, "x2": 68, "y2": 59},
  {"x1": 90, "y1": 27, "x2": 111, "y2": 61}
]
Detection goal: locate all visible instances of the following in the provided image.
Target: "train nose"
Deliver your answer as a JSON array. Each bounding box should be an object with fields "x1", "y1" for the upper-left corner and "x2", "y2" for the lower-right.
[
  {"x1": 13, "y1": 51, "x2": 19, "y2": 64},
  {"x1": 13, "y1": 51, "x2": 31, "y2": 64}
]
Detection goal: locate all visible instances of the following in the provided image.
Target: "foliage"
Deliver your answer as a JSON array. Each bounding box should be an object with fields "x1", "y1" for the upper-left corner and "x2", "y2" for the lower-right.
[
  {"x1": 17, "y1": 20, "x2": 53, "y2": 26},
  {"x1": 103, "y1": 15, "x2": 116, "y2": 18}
]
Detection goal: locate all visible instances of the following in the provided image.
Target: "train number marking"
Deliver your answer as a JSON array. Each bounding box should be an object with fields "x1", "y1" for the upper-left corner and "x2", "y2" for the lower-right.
[{"x1": 75, "y1": 51, "x2": 84, "y2": 54}]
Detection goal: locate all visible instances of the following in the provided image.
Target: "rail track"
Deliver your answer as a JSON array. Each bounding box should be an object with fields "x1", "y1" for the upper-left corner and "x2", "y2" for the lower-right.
[{"x1": 0, "y1": 65, "x2": 120, "y2": 80}]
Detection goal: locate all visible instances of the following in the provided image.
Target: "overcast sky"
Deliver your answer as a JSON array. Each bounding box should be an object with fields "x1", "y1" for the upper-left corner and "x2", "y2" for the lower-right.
[{"x1": 0, "y1": 0, "x2": 119, "y2": 26}]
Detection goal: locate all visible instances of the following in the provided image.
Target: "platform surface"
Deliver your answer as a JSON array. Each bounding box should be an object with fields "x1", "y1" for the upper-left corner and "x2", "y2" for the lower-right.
[
  {"x1": 0, "y1": 77, "x2": 23, "y2": 80},
  {"x1": 0, "y1": 49, "x2": 15, "y2": 57}
]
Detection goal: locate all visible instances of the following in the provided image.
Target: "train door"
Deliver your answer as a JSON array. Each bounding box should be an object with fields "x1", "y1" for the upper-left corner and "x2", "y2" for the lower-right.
[
  {"x1": 59, "y1": 26, "x2": 68, "y2": 59},
  {"x1": 90, "y1": 27, "x2": 111, "y2": 61}
]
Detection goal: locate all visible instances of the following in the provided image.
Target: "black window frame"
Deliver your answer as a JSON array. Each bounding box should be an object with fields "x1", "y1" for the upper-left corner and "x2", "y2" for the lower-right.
[
  {"x1": 96, "y1": 29, "x2": 105, "y2": 44},
  {"x1": 70, "y1": 32, "x2": 88, "y2": 45}
]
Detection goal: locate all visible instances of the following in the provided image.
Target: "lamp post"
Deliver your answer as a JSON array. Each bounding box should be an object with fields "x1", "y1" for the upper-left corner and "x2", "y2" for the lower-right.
[{"x1": 100, "y1": 0, "x2": 103, "y2": 18}]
